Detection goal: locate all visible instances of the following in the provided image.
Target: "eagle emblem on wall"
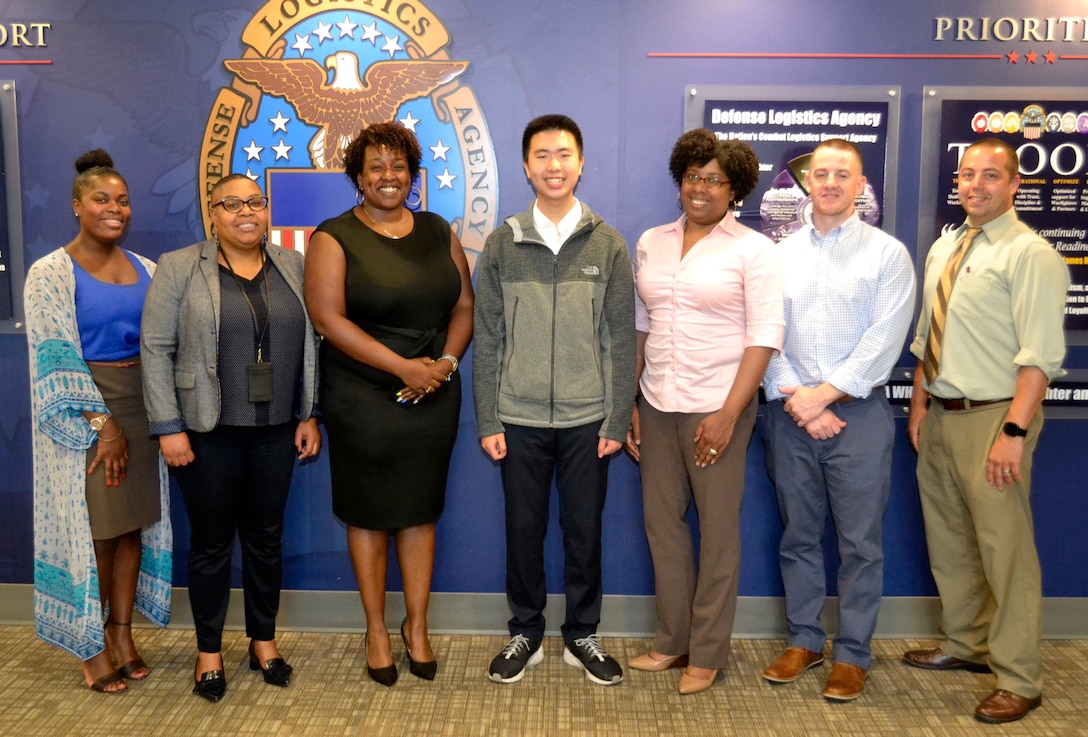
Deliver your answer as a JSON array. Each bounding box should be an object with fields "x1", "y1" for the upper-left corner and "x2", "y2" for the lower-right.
[{"x1": 224, "y1": 52, "x2": 468, "y2": 169}]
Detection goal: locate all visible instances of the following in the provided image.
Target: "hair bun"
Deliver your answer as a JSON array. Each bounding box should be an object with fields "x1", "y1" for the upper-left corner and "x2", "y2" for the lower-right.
[{"x1": 75, "y1": 149, "x2": 114, "y2": 173}]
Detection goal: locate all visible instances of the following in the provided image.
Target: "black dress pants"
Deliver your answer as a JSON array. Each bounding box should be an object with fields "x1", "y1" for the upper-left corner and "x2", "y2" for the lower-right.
[
  {"x1": 176, "y1": 422, "x2": 296, "y2": 652},
  {"x1": 501, "y1": 421, "x2": 610, "y2": 645}
]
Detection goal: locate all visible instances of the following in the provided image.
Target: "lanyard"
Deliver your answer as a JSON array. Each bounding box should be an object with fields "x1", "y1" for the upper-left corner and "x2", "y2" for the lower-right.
[{"x1": 218, "y1": 245, "x2": 272, "y2": 363}]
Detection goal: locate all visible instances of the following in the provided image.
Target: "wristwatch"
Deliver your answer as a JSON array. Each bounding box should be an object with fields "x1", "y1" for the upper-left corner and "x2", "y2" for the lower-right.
[
  {"x1": 1002, "y1": 421, "x2": 1027, "y2": 438},
  {"x1": 89, "y1": 413, "x2": 111, "y2": 432}
]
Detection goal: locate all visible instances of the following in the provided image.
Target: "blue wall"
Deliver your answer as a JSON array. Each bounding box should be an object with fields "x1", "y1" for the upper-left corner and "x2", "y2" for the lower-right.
[{"x1": 2, "y1": 0, "x2": 1086, "y2": 599}]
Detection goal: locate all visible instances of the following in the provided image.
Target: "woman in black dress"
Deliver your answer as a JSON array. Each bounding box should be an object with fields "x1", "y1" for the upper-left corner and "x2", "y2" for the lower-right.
[{"x1": 304, "y1": 122, "x2": 473, "y2": 686}]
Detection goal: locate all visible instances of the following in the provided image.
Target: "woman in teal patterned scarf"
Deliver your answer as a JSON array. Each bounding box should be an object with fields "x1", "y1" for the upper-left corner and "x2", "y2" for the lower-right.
[{"x1": 25, "y1": 150, "x2": 171, "y2": 694}]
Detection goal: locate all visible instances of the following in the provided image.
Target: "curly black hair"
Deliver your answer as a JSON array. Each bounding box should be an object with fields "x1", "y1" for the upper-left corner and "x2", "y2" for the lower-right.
[
  {"x1": 668, "y1": 128, "x2": 760, "y2": 204},
  {"x1": 72, "y1": 149, "x2": 126, "y2": 200},
  {"x1": 343, "y1": 122, "x2": 423, "y2": 191}
]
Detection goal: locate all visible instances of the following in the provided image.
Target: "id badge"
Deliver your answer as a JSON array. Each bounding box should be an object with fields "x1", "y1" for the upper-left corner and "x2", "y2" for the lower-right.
[{"x1": 248, "y1": 362, "x2": 274, "y2": 403}]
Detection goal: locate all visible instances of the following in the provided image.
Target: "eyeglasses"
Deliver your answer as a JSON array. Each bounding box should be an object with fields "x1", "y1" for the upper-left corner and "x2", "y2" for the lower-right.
[
  {"x1": 212, "y1": 195, "x2": 269, "y2": 213},
  {"x1": 682, "y1": 173, "x2": 730, "y2": 189}
]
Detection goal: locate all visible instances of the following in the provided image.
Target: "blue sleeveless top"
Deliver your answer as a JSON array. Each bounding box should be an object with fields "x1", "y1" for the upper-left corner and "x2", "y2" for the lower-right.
[{"x1": 72, "y1": 249, "x2": 150, "y2": 361}]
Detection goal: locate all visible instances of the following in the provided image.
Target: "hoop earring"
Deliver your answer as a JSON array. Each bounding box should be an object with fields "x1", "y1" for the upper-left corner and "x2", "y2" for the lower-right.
[
  {"x1": 405, "y1": 183, "x2": 423, "y2": 210},
  {"x1": 356, "y1": 189, "x2": 365, "y2": 206}
]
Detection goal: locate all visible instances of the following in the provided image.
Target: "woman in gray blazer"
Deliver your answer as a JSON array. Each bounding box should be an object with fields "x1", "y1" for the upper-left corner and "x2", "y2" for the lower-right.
[{"x1": 141, "y1": 175, "x2": 320, "y2": 703}]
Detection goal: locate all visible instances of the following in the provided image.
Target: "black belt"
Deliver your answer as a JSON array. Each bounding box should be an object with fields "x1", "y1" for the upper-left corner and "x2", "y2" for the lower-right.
[{"x1": 931, "y1": 396, "x2": 1011, "y2": 411}]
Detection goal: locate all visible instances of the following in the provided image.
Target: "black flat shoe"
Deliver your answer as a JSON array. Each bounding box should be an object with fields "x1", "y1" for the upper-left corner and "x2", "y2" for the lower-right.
[
  {"x1": 248, "y1": 641, "x2": 292, "y2": 687},
  {"x1": 365, "y1": 633, "x2": 397, "y2": 687},
  {"x1": 400, "y1": 616, "x2": 437, "y2": 680},
  {"x1": 193, "y1": 668, "x2": 226, "y2": 703}
]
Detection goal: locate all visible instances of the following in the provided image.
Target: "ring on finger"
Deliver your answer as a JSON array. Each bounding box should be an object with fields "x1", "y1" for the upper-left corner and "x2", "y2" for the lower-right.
[{"x1": 708, "y1": 448, "x2": 718, "y2": 456}]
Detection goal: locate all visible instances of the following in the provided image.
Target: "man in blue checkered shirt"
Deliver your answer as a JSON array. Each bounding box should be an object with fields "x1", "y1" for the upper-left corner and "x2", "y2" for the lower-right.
[{"x1": 759, "y1": 138, "x2": 915, "y2": 701}]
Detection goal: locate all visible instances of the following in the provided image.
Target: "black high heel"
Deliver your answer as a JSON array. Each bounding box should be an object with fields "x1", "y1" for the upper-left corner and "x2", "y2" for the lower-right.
[
  {"x1": 400, "y1": 616, "x2": 437, "y2": 680},
  {"x1": 248, "y1": 640, "x2": 292, "y2": 687},
  {"x1": 365, "y1": 633, "x2": 398, "y2": 687},
  {"x1": 192, "y1": 657, "x2": 226, "y2": 703}
]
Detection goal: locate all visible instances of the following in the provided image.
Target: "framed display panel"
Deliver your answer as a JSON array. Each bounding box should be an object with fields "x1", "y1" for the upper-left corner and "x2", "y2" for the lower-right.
[
  {"x1": 919, "y1": 86, "x2": 1088, "y2": 345},
  {"x1": 684, "y1": 85, "x2": 901, "y2": 242},
  {"x1": 0, "y1": 81, "x2": 23, "y2": 332}
]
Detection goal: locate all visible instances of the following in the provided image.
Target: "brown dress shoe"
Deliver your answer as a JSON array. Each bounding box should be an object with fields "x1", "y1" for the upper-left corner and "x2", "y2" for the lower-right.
[
  {"x1": 762, "y1": 647, "x2": 824, "y2": 683},
  {"x1": 974, "y1": 689, "x2": 1042, "y2": 724},
  {"x1": 822, "y1": 662, "x2": 866, "y2": 701},
  {"x1": 902, "y1": 647, "x2": 991, "y2": 673},
  {"x1": 628, "y1": 652, "x2": 689, "y2": 672}
]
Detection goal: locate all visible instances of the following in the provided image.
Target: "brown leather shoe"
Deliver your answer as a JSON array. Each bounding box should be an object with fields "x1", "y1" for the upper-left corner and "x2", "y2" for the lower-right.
[
  {"x1": 762, "y1": 647, "x2": 824, "y2": 683},
  {"x1": 822, "y1": 662, "x2": 866, "y2": 701},
  {"x1": 974, "y1": 689, "x2": 1042, "y2": 724},
  {"x1": 628, "y1": 652, "x2": 688, "y2": 672},
  {"x1": 902, "y1": 648, "x2": 991, "y2": 673}
]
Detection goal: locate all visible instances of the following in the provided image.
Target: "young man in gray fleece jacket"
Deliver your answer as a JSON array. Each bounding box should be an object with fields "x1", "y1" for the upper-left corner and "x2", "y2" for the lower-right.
[{"x1": 474, "y1": 114, "x2": 636, "y2": 687}]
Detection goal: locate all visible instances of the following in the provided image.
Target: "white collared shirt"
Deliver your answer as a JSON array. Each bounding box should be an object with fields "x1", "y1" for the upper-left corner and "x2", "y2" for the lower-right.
[{"x1": 532, "y1": 198, "x2": 581, "y2": 254}]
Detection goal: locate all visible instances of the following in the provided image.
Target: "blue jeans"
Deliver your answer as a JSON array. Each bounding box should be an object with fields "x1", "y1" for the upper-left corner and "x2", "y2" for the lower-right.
[{"x1": 762, "y1": 394, "x2": 894, "y2": 668}]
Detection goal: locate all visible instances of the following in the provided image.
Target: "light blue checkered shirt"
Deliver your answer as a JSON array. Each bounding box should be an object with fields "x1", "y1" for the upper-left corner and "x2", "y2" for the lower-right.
[{"x1": 763, "y1": 214, "x2": 916, "y2": 401}]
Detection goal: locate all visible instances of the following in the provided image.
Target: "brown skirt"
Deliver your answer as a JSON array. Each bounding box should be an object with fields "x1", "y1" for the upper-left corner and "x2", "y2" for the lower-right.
[{"x1": 84, "y1": 362, "x2": 161, "y2": 539}]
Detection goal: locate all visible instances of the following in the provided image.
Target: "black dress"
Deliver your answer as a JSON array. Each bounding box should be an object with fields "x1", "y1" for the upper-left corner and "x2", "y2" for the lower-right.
[{"x1": 316, "y1": 208, "x2": 462, "y2": 530}]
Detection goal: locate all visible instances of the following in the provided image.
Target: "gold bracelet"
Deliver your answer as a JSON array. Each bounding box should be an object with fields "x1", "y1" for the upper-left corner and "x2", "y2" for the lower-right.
[{"x1": 98, "y1": 429, "x2": 123, "y2": 442}]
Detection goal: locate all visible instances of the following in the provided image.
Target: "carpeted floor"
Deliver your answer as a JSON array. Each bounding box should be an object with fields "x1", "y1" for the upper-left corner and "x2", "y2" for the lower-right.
[{"x1": 1, "y1": 626, "x2": 1083, "y2": 736}]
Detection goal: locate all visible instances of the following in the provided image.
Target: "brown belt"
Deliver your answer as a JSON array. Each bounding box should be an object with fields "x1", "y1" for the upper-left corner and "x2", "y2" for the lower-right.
[
  {"x1": 931, "y1": 396, "x2": 1011, "y2": 411},
  {"x1": 835, "y1": 386, "x2": 886, "y2": 404},
  {"x1": 86, "y1": 359, "x2": 141, "y2": 368}
]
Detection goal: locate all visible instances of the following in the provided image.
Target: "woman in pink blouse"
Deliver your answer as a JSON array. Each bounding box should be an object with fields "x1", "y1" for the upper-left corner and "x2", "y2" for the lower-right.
[{"x1": 625, "y1": 128, "x2": 784, "y2": 695}]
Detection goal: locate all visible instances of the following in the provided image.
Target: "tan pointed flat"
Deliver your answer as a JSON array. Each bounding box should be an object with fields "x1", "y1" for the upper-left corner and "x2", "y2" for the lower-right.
[
  {"x1": 678, "y1": 668, "x2": 719, "y2": 695},
  {"x1": 628, "y1": 652, "x2": 689, "y2": 672}
]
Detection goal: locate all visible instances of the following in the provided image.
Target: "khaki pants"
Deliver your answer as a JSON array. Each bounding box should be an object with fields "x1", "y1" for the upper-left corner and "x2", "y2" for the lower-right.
[{"x1": 916, "y1": 401, "x2": 1043, "y2": 698}]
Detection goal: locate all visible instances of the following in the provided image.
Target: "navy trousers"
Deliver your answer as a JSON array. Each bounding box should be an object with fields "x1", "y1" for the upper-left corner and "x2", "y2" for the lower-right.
[{"x1": 500, "y1": 421, "x2": 610, "y2": 645}]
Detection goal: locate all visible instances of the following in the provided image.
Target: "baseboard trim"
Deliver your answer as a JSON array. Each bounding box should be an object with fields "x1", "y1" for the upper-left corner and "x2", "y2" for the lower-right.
[{"x1": 2, "y1": 584, "x2": 1085, "y2": 638}]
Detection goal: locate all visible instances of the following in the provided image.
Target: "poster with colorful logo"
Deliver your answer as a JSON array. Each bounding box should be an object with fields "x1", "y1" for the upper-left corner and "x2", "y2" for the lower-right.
[{"x1": 923, "y1": 87, "x2": 1088, "y2": 338}]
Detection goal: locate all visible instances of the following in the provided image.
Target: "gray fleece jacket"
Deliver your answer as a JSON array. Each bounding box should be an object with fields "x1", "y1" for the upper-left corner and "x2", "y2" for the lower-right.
[{"x1": 473, "y1": 202, "x2": 636, "y2": 441}]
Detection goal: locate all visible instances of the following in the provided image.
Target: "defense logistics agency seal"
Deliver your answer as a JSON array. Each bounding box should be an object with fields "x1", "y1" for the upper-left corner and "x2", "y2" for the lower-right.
[{"x1": 198, "y1": 0, "x2": 498, "y2": 269}]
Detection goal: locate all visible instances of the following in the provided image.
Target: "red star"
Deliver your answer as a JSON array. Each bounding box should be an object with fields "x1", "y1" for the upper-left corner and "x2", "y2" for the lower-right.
[
  {"x1": 1025, "y1": 49, "x2": 1038, "y2": 64},
  {"x1": 1007, "y1": 49, "x2": 1019, "y2": 64},
  {"x1": 1044, "y1": 50, "x2": 1056, "y2": 64}
]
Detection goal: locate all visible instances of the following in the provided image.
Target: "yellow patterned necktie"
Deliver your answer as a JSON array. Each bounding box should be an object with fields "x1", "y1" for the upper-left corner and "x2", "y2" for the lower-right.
[{"x1": 922, "y1": 226, "x2": 982, "y2": 386}]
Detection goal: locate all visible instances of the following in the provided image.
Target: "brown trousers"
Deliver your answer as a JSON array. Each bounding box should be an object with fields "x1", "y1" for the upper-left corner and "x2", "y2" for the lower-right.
[{"x1": 638, "y1": 397, "x2": 756, "y2": 669}]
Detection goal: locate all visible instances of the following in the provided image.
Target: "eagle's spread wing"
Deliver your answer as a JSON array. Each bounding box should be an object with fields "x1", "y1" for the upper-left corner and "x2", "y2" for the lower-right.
[
  {"x1": 223, "y1": 57, "x2": 470, "y2": 169},
  {"x1": 223, "y1": 58, "x2": 355, "y2": 128},
  {"x1": 352, "y1": 60, "x2": 469, "y2": 124}
]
